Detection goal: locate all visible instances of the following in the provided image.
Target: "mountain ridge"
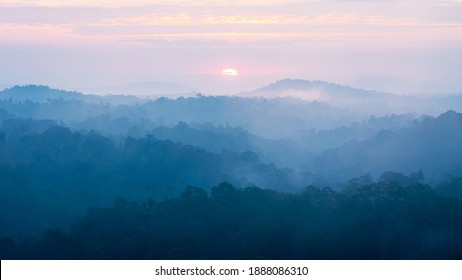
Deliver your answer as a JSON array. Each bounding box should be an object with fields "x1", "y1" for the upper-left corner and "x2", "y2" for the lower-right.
[
  {"x1": 258, "y1": 79, "x2": 384, "y2": 94},
  {"x1": 0, "y1": 84, "x2": 142, "y2": 105}
]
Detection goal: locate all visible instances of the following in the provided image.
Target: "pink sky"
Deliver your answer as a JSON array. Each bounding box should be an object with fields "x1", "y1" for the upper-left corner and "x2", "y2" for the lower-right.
[{"x1": 1, "y1": 0, "x2": 462, "y2": 94}]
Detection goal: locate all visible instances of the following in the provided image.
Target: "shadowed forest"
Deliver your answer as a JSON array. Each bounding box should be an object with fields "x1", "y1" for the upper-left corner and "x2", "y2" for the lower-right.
[
  {"x1": 2, "y1": 181, "x2": 462, "y2": 260},
  {"x1": 1, "y1": 82, "x2": 462, "y2": 259}
]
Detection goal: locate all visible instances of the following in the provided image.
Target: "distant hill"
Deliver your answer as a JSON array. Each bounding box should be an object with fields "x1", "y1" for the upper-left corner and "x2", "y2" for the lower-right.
[
  {"x1": 0, "y1": 86, "x2": 364, "y2": 137},
  {"x1": 2, "y1": 82, "x2": 462, "y2": 136},
  {"x1": 0, "y1": 85, "x2": 83, "y2": 102},
  {"x1": 312, "y1": 110, "x2": 462, "y2": 182},
  {"x1": 247, "y1": 79, "x2": 389, "y2": 101},
  {"x1": 258, "y1": 79, "x2": 381, "y2": 96},
  {"x1": 81, "y1": 81, "x2": 197, "y2": 97},
  {"x1": 246, "y1": 79, "x2": 462, "y2": 115},
  {"x1": 242, "y1": 79, "x2": 408, "y2": 115},
  {"x1": 0, "y1": 85, "x2": 142, "y2": 105}
]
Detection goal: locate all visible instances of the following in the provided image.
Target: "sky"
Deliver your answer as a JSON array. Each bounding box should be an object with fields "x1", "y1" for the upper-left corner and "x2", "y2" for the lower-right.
[{"x1": 1, "y1": 0, "x2": 462, "y2": 95}]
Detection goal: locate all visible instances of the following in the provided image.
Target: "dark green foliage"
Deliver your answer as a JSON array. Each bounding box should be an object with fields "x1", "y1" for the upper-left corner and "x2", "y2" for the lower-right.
[
  {"x1": 1, "y1": 86, "x2": 462, "y2": 260},
  {"x1": 314, "y1": 111, "x2": 462, "y2": 182},
  {"x1": 436, "y1": 176, "x2": 462, "y2": 200},
  {"x1": 0, "y1": 237, "x2": 17, "y2": 259},
  {"x1": 0, "y1": 87, "x2": 362, "y2": 137},
  {"x1": 0, "y1": 124, "x2": 304, "y2": 237},
  {"x1": 6, "y1": 181, "x2": 462, "y2": 260}
]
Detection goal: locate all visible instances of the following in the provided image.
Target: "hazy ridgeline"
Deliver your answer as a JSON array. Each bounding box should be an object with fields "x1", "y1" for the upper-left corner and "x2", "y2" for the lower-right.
[{"x1": 1, "y1": 81, "x2": 462, "y2": 259}]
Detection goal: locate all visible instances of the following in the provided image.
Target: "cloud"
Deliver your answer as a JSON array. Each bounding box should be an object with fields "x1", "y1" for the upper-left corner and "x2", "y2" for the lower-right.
[
  {"x1": 0, "y1": 0, "x2": 305, "y2": 8},
  {"x1": 1, "y1": 0, "x2": 461, "y2": 94}
]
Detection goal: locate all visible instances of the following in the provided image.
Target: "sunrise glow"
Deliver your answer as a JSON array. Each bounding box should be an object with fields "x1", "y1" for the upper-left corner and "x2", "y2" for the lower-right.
[{"x1": 221, "y1": 68, "x2": 238, "y2": 76}]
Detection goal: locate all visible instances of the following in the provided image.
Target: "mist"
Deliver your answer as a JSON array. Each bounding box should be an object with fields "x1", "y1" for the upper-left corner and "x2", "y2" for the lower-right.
[{"x1": 1, "y1": 80, "x2": 462, "y2": 259}]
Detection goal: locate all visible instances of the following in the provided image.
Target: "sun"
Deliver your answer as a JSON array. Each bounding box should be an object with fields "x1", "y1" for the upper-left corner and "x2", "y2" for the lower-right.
[{"x1": 221, "y1": 68, "x2": 238, "y2": 76}]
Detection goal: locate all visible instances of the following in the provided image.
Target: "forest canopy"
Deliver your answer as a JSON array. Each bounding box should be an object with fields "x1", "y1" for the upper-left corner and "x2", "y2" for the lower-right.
[
  {"x1": 1, "y1": 84, "x2": 462, "y2": 260},
  {"x1": 2, "y1": 180, "x2": 462, "y2": 260}
]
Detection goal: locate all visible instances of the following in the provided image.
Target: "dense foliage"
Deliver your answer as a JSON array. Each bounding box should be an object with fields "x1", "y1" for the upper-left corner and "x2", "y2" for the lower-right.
[
  {"x1": 1, "y1": 85, "x2": 462, "y2": 260},
  {"x1": 2, "y1": 180, "x2": 462, "y2": 260},
  {"x1": 0, "y1": 125, "x2": 306, "y2": 237}
]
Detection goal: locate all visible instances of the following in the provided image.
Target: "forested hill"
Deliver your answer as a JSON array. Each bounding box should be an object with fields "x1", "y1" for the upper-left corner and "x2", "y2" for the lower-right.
[
  {"x1": 0, "y1": 85, "x2": 141, "y2": 105},
  {"x1": 0, "y1": 85, "x2": 82, "y2": 102},
  {"x1": 0, "y1": 89, "x2": 359, "y2": 137},
  {"x1": 2, "y1": 180, "x2": 462, "y2": 260},
  {"x1": 254, "y1": 79, "x2": 385, "y2": 99},
  {"x1": 1, "y1": 83, "x2": 462, "y2": 260},
  {"x1": 2, "y1": 83, "x2": 462, "y2": 137},
  {"x1": 0, "y1": 125, "x2": 307, "y2": 237},
  {"x1": 312, "y1": 110, "x2": 462, "y2": 182}
]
